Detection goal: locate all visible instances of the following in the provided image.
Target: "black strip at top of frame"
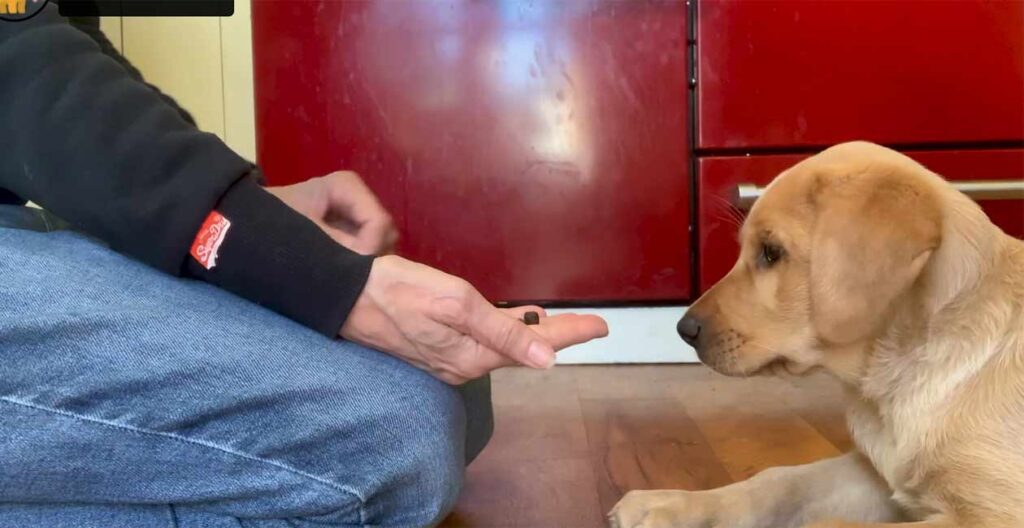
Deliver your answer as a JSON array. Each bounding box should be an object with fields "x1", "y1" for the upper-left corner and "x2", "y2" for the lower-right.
[{"x1": 59, "y1": 0, "x2": 233, "y2": 16}]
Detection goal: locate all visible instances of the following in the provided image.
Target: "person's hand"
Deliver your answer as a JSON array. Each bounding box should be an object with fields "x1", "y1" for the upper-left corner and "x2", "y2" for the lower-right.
[
  {"x1": 341, "y1": 255, "x2": 609, "y2": 384},
  {"x1": 267, "y1": 171, "x2": 398, "y2": 255}
]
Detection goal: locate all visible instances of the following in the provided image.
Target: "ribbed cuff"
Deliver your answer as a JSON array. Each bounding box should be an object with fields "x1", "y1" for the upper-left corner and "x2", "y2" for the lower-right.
[{"x1": 185, "y1": 176, "x2": 374, "y2": 337}]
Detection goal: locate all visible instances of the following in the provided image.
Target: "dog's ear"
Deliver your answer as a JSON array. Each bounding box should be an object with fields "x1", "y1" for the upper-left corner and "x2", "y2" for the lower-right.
[{"x1": 809, "y1": 176, "x2": 941, "y2": 345}]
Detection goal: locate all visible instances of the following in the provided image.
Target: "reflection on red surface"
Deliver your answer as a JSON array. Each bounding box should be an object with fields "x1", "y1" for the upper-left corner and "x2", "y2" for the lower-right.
[
  {"x1": 698, "y1": 150, "x2": 1024, "y2": 292},
  {"x1": 253, "y1": 0, "x2": 692, "y2": 303}
]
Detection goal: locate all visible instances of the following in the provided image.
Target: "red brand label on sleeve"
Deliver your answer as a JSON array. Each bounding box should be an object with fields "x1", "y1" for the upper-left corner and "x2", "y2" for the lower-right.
[{"x1": 190, "y1": 211, "x2": 232, "y2": 270}]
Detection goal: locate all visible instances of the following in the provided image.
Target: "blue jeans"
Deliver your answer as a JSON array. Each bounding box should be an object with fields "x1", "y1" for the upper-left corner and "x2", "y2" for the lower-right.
[{"x1": 0, "y1": 206, "x2": 492, "y2": 528}]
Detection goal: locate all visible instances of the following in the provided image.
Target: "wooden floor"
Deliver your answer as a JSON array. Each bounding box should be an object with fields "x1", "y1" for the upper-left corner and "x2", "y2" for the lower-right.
[{"x1": 440, "y1": 365, "x2": 852, "y2": 528}]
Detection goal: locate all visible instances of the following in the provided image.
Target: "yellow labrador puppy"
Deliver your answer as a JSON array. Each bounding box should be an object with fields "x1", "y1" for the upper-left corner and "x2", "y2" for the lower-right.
[{"x1": 610, "y1": 142, "x2": 1024, "y2": 528}]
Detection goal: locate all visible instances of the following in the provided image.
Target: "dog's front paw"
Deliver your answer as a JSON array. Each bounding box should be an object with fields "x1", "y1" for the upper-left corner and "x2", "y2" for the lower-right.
[{"x1": 608, "y1": 489, "x2": 727, "y2": 528}]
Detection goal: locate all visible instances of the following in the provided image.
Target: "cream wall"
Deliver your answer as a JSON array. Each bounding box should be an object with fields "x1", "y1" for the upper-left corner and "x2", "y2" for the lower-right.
[{"x1": 99, "y1": 3, "x2": 257, "y2": 162}]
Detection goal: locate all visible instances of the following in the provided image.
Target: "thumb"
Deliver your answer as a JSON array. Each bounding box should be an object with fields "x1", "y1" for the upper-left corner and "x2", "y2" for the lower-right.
[
  {"x1": 325, "y1": 229, "x2": 358, "y2": 249},
  {"x1": 314, "y1": 220, "x2": 370, "y2": 254}
]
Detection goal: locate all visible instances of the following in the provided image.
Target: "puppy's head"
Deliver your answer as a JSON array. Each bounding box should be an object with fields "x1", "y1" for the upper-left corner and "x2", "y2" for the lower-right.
[{"x1": 683, "y1": 142, "x2": 943, "y2": 378}]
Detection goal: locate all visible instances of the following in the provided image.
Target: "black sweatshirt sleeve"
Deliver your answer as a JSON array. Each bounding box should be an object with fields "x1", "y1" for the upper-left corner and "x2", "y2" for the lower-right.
[
  {"x1": 0, "y1": 6, "x2": 373, "y2": 337},
  {"x1": 65, "y1": 15, "x2": 198, "y2": 127}
]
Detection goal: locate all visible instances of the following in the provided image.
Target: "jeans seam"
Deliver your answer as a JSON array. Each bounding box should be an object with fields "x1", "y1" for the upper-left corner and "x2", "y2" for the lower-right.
[
  {"x1": 0, "y1": 396, "x2": 368, "y2": 522},
  {"x1": 168, "y1": 503, "x2": 180, "y2": 528}
]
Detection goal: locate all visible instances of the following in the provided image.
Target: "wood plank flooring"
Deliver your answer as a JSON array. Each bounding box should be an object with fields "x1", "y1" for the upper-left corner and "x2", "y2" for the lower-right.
[{"x1": 440, "y1": 365, "x2": 850, "y2": 528}]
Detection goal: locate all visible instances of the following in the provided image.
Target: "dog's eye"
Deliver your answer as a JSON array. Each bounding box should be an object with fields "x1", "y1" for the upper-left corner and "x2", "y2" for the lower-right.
[{"x1": 758, "y1": 243, "x2": 784, "y2": 268}]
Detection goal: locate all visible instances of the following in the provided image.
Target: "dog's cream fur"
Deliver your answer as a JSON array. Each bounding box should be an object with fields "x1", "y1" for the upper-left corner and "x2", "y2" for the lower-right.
[{"x1": 609, "y1": 142, "x2": 1024, "y2": 528}]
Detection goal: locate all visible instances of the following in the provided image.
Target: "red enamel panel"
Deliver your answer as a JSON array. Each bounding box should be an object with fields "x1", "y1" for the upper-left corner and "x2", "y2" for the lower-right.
[
  {"x1": 697, "y1": 1, "x2": 1024, "y2": 149},
  {"x1": 252, "y1": 1, "x2": 692, "y2": 303}
]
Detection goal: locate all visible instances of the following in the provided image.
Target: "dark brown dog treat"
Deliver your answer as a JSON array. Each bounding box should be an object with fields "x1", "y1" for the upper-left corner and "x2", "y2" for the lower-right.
[{"x1": 523, "y1": 311, "x2": 540, "y2": 325}]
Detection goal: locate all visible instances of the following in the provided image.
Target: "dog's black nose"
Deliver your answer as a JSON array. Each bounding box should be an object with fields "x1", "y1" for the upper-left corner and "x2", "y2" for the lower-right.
[{"x1": 677, "y1": 314, "x2": 702, "y2": 347}]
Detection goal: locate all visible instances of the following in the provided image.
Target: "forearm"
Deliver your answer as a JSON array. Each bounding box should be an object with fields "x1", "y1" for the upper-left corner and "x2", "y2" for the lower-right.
[
  {"x1": 0, "y1": 5, "x2": 249, "y2": 271},
  {"x1": 0, "y1": 5, "x2": 372, "y2": 336}
]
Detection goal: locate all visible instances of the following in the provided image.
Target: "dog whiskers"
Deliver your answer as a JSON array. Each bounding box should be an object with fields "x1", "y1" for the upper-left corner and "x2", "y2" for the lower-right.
[{"x1": 710, "y1": 193, "x2": 748, "y2": 229}]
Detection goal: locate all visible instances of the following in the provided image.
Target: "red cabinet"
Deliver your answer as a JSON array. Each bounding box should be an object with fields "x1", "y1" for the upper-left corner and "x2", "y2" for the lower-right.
[
  {"x1": 697, "y1": 1, "x2": 1024, "y2": 150},
  {"x1": 252, "y1": 0, "x2": 1024, "y2": 304},
  {"x1": 253, "y1": 0, "x2": 692, "y2": 303},
  {"x1": 694, "y1": 0, "x2": 1024, "y2": 292},
  {"x1": 698, "y1": 150, "x2": 1024, "y2": 291}
]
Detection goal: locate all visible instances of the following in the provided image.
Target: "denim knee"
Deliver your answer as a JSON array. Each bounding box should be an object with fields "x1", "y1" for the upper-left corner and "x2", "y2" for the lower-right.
[{"x1": 359, "y1": 376, "x2": 468, "y2": 527}]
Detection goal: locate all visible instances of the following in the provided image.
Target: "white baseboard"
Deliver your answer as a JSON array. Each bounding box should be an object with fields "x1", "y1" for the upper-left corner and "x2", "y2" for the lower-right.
[{"x1": 548, "y1": 305, "x2": 696, "y2": 364}]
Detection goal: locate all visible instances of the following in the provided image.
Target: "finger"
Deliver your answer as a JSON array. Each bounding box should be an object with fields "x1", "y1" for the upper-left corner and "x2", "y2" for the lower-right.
[
  {"x1": 321, "y1": 215, "x2": 392, "y2": 256},
  {"x1": 381, "y1": 225, "x2": 399, "y2": 254},
  {"x1": 434, "y1": 371, "x2": 470, "y2": 385},
  {"x1": 324, "y1": 214, "x2": 360, "y2": 235},
  {"x1": 354, "y1": 219, "x2": 396, "y2": 255},
  {"x1": 445, "y1": 320, "x2": 600, "y2": 380},
  {"x1": 458, "y1": 314, "x2": 607, "y2": 371},
  {"x1": 524, "y1": 314, "x2": 609, "y2": 351},
  {"x1": 326, "y1": 172, "x2": 391, "y2": 226},
  {"x1": 444, "y1": 336, "x2": 516, "y2": 380},
  {"x1": 322, "y1": 173, "x2": 395, "y2": 255},
  {"x1": 461, "y1": 295, "x2": 556, "y2": 369},
  {"x1": 320, "y1": 223, "x2": 361, "y2": 251},
  {"x1": 467, "y1": 347, "x2": 519, "y2": 375},
  {"x1": 499, "y1": 305, "x2": 548, "y2": 319}
]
